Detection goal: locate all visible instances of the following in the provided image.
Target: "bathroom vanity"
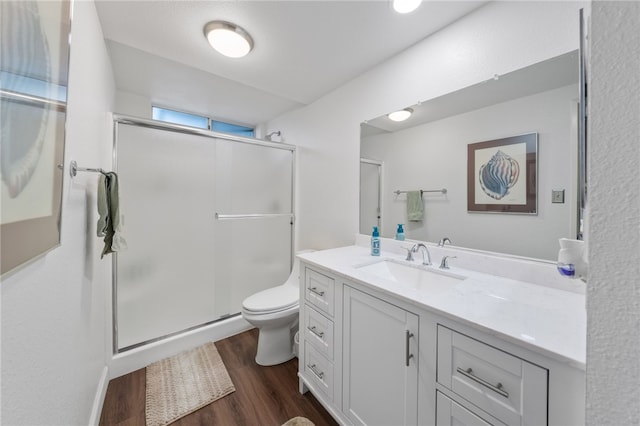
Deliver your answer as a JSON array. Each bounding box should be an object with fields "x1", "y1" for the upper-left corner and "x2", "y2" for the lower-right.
[{"x1": 297, "y1": 239, "x2": 585, "y2": 426}]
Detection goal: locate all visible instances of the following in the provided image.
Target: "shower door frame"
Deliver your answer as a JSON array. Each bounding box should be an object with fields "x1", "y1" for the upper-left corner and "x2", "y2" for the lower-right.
[{"x1": 110, "y1": 114, "x2": 296, "y2": 354}]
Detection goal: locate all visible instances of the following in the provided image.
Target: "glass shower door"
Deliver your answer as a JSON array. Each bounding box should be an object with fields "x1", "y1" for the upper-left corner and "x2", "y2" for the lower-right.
[
  {"x1": 213, "y1": 138, "x2": 294, "y2": 316},
  {"x1": 113, "y1": 120, "x2": 295, "y2": 352},
  {"x1": 115, "y1": 123, "x2": 218, "y2": 350}
]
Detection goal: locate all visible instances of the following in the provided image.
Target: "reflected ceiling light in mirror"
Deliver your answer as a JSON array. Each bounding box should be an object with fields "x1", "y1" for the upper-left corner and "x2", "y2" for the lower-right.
[
  {"x1": 204, "y1": 21, "x2": 254, "y2": 58},
  {"x1": 392, "y1": 0, "x2": 422, "y2": 14},
  {"x1": 387, "y1": 108, "x2": 413, "y2": 122}
]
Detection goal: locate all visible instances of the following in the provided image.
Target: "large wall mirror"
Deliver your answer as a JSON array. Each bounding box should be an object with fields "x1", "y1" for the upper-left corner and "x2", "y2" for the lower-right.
[
  {"x1": 1, "y1": 0, "x2": 72, "y2": 275},
  {"x1": 360, "y1": 50, "x2": 580, "y2": 261}
]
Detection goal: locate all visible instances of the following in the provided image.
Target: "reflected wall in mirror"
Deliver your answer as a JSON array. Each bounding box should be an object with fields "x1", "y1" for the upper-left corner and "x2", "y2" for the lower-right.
[{"x1": 360, "y1": 51, "x2": 579, "y2": 261}]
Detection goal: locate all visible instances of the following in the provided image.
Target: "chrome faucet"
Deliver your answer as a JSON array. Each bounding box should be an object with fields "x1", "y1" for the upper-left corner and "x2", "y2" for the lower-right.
[
  {"x1": 412, "y1": 243, "x2": 432, "y2": 266},
  {"x1": 438, "y1": 237, "x2": 452, "y2": 247},
  {"x1": 439, "y1": 255, "x2": 457, "y2": 269}
]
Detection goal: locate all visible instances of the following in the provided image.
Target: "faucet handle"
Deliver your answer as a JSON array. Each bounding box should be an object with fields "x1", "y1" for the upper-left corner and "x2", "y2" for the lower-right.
[
  {"x1": 401, "y1": 246, "x2": 415, "y2": 261},
  {"x1": 439, "y1": 255, "x2": 457, "y2": 269},
  {"x1": 438, "y1": 237, "x2": 452, "y2": 247}
]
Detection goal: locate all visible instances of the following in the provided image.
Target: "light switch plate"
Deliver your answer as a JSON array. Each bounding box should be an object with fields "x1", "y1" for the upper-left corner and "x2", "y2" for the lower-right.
[{"x1": 552, "y1": 189, "x2": 565, "y2": 203}]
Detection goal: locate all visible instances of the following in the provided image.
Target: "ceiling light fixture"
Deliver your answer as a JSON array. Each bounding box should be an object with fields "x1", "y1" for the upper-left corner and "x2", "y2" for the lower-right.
[
  {"x1": 388, "y1": 108, "x2": 413, "y2": 122},
  {"x1": 392, "y1": 0, "x2": 422, "y2": 14},
  {"x1": 204, "y1": 21, "x2": 254, "y2": 58}
]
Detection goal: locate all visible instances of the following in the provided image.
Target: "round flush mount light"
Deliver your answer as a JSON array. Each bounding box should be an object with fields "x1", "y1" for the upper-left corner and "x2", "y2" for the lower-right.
[
  {"x1": 388, "y1": 108, "x2": 413, "y2": 122},
  {"x1": 204, "y1": 21, "x2": 254, "y2": 58},
  {"x1": 392, "y1": 0, "x2": 422, "y2": 14}
]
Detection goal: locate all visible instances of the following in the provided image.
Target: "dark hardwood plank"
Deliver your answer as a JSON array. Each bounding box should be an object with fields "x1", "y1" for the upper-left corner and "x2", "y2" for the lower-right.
[{"x1": 99, "y1": 329, "x2": 338, "y2": 426}]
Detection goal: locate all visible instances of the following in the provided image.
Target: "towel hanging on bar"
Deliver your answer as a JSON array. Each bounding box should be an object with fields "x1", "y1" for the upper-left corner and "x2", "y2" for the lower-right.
[
  {"x1": 97, "y1": 172, "x2": 127, "y2": 258},
  {"x1": 407, "y1": 190, "x2": 424, "y2": 222}
]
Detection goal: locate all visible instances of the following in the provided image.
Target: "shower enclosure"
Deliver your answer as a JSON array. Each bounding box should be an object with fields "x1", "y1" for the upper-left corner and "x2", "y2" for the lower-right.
[{"x1": 112, "y1": 116, "x2": 295, "y2": 352}]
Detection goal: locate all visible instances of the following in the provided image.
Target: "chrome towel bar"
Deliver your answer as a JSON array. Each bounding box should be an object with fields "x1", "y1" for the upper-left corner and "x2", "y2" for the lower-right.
[{"x1": 394, "y1": 188, "x2": 447, "y2": 195}]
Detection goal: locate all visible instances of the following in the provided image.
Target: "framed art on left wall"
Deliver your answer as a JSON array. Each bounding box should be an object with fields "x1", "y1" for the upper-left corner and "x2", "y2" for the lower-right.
[{"x1": 1, "y1": 0, "x2": 72, "y2": 276}]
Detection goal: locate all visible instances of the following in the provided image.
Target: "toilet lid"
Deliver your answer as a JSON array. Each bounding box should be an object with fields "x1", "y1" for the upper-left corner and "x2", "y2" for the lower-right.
[{"x1": 242, "y1": 284, "x2": 298, "y2": 313}]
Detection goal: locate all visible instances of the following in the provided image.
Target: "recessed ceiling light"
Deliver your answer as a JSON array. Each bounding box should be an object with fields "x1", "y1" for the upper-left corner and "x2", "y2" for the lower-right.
[
  {"x1": 392, "y1": 0, "x2": 422, "y2": 14},
  {"x1": 388, "y1": 108, "x2": 413, "y2": 122},
  {"x1": 204, "y1": 21, "x2": 254, "y2": 58}
]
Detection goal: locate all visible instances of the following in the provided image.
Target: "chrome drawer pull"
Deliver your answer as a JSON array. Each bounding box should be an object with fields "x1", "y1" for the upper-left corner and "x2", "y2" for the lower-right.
[
  {"x1": 307, "y1": 363, "x2": 325, "y2": 379},
  {"x1": 456, "y1": 367, "x2": 509, "y2": 398},
  {"x1": 307, "y1": 325, "x2": 325, "y2": 339},
  {"x1": 309, "y1": 286, "x2": 325, "y2": 297},
  {"x1": 405, "y1": 330, "x2": 414, "y2": 367}
]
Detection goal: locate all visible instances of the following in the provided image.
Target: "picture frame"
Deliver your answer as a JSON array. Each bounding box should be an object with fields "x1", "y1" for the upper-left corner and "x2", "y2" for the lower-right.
[
  {"x1": 467, "y1": 133, "x2": 538, "y2": 214},
  {"x1": 1, "y1": 0, "x2": 72, "y2": 276}
]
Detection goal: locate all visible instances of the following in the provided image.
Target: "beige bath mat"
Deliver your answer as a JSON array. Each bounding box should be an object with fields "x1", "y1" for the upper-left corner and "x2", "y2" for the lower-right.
[
  {"x1": 282, "y1": 417, "x2": 316, "y2": 426},
  {"x1": 145, "y1": 342, "x2": 235, "y2": 426}
]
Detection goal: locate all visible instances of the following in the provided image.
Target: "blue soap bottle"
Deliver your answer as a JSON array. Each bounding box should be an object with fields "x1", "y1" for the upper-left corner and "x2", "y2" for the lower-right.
[
  {"x1": 396, "y1": 224, "x2": 405, "y2": 241},
  {"x1": 371, "y1": 226, "x2": 381, "y2": 256}
]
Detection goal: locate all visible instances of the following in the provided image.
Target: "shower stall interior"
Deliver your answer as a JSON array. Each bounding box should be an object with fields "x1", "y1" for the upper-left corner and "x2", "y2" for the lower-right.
[{"x1": 112, "y1": 116, "x2": 295, "y2": 352}]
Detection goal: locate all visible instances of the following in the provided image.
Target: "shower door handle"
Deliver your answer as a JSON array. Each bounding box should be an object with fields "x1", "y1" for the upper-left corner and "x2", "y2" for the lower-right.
[{"x1": 215, "y1": 213, "x2": 294, "y2": 220}]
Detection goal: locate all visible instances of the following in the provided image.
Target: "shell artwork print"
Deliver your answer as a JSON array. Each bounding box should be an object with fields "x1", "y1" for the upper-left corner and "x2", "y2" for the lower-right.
[{"x1": 478, "y1": 150, "x2": 520, "y2": 200}]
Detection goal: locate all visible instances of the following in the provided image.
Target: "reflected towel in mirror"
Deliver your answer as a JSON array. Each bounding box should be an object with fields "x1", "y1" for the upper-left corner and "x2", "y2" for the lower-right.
[{"x1": 407, "y1": 190, "x2": 423, "y2": 221}]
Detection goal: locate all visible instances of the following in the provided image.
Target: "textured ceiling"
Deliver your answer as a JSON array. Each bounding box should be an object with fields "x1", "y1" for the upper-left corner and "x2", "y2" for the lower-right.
[{"x1": 95, "y1": 1, "x2": 487, "y2": 125}]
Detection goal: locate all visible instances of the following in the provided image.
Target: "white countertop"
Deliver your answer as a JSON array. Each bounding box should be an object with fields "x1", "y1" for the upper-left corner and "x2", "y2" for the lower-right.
[{"x1": 298, "y1": 245, "x2": 586, "y2": 369}]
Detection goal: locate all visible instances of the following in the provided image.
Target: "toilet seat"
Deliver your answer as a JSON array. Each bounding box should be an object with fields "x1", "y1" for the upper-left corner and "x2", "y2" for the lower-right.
[{"x1": 242, "y1": 284, "x2": 298, "y2": 314}]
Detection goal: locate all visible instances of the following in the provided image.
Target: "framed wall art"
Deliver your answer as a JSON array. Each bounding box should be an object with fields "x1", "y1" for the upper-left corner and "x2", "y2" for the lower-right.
[
  {"x1": 1, "y1": 0, "x2": 72, "y2": 276},
  {"x1": 467, "y1": 133, "x2": 538, "y2": 214}
]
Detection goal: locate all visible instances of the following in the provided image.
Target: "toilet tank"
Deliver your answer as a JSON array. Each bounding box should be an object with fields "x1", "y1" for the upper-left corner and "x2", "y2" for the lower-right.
[{"x1": 285, "y1": 249, "x2": 316, "y2": 287}]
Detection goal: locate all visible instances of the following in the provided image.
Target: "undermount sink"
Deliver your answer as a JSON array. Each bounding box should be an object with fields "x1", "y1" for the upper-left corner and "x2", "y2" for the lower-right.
[{"x1": 356, "y1": 259, "x2": 465, "y2": 287}]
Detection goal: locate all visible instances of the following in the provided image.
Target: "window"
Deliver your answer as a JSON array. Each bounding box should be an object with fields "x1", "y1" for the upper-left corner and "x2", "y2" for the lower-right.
[
  {"x1": 211, "y1": 121, "x2": 254, "y2": 137},
  {"x1": 152, "y1": 106, "x2": 255, "y2": 137},
  {"x1": 151, "y1": 107, "x2": 208, "y2": 129},
  {"x1": 0, "y1": 72, "x2": 67, "y2": 102}
]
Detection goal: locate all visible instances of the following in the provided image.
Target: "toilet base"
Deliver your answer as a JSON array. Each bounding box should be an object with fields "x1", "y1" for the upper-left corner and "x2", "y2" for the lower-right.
[{"x1": 255, "y1": 326, "x2": 295, "y2": 366}]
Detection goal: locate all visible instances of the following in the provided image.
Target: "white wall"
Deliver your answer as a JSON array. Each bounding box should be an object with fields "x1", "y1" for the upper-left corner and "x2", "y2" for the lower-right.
[
  {"x1": 361, "y1": 85, "x2": 577, "y2": 260},
  {"x1": 0, "y1": 2, "x2": 115, "y2": 424},
  {"x1": 268, "y1": 1, "x2": 586, "y2": 251},
  {"x1": 587, "y1": 1, "x2": 640, "y2": 423}
]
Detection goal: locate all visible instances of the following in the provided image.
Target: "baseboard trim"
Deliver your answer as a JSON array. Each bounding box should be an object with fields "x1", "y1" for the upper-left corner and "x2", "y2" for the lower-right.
[{"x1": 88, "y1": 366, "x2": 109, "y2": 426}]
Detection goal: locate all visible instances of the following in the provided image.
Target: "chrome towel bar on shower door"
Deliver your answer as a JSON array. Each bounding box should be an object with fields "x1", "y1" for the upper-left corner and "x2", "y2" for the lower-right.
[{"x1": 215, "y1": 213, "x2": 294, "y2": 220}]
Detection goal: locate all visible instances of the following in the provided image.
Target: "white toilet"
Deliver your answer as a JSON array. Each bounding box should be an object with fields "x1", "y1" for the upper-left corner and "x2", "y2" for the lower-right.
[{"x1": 241, "y1": 250, "x2": 314, "y2": 366}]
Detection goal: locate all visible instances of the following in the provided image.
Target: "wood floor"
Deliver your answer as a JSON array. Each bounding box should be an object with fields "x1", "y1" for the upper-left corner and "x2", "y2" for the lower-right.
[{"x1": 99, "y1": 329, "x2": 337, "y2": 426}]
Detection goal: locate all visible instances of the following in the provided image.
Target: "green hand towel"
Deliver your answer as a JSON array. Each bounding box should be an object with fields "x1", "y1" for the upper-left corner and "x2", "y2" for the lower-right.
[
  {"x1": 97, "y1": 172, "x2": 127, "y2": 258},
  {"x1": 407, "y1": 190, "x2": 424, "y2": 222}
]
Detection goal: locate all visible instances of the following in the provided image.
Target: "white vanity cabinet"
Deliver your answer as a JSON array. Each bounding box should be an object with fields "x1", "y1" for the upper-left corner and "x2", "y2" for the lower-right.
[
  {"x1": 342, "y1": 285, "x2": 419, "y2": 426},
  {"x1": 298, "y1": 256, "x2": 585, "y2": 426}
]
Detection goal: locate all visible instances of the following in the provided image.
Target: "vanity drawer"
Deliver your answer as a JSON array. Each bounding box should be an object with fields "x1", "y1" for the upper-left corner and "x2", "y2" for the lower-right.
[
  {"x1": 303, "y1": 342, "x2": 334, "y2": 399},
  {"x1": 303, "y1": 304, "x2": 334, "y2": 360},
  {"x1": 305, "y1": 267, "x2": 335, "y2": 317},
  {"x1": 436, "y1": 391, "x2": 505, "y2": 426},
  {"x1": 437, "y1": 325, "x2": 548, "y2": 425}
]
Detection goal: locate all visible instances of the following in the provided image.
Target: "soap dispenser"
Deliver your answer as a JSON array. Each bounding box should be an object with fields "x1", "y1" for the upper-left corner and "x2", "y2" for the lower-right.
[
  {"x1": 371, "y1": 226, "x2": 381, "y2": 256},
  {"x1": 395, "y1": 224, "x2": 405, "y2": 241},
  {"x1": 557, "y1": 238, "x2": 587, "y2": 280}
]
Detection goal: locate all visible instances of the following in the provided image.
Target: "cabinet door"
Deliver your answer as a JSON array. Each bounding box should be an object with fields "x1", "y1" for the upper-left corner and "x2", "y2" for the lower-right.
[{"x1": 343, "y1": 285, "x2": 419, "y2": 426}]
